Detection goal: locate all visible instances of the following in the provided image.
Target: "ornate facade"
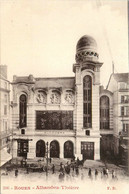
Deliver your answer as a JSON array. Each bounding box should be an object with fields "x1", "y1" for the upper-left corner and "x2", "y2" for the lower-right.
[{"x1": 11, "y1": 35, "x2": 117, "y2": 161}]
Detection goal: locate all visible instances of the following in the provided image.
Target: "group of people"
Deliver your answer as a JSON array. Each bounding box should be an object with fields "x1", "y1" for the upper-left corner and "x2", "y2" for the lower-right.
[
  {"x1": 58, "y1": 161, "x2": 79, "y2": 181},
  {"x1": 87, "y1": 168, "x2": 117, "y2": 180},
  {"x1": 13, "y1": 158, "x2": 118, "y2": 181},
  {"x1": 52, "y1": 162, "x2": 118, "y2": 182}
]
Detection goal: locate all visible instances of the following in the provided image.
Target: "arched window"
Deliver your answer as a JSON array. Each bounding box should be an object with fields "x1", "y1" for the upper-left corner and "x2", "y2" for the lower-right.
[
  {"x1": 36, "y1": 140, "x2": 45, "y2": 157},
  {"x1": 64, "y1": 141, "x2": 74, "y2": 158},
  {"x1": 50, "y1": 140, "x2": 60, "y2": 158},
  {"x1": 100, "y1": 96, "x2": 110, "y2": 129},
  {"x1": 19, "y1": 94, "x2": 27, "y2": 128},
  {"x1": 83, "y1": 75, "x2": 92, "y2": 128}
]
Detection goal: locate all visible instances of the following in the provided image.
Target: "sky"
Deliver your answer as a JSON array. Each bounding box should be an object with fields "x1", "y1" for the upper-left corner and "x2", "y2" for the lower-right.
[{"x1": 0, "y1": 0, "x2": 128, "y2": 87}]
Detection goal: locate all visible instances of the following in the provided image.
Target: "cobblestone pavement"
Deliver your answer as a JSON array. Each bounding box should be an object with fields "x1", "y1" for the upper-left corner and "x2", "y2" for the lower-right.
[
  {"x1": 1, "y1": 160, "x2": 129, "y2": 194},
  {"x1": 1, "y1": 160, "x2": 129, "y2": 182}
]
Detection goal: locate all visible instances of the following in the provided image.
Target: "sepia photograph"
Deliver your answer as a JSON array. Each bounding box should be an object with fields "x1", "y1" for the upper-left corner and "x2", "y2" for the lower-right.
[{"x1": 0, "y1": 0, "x2": 129, "y2": 194}]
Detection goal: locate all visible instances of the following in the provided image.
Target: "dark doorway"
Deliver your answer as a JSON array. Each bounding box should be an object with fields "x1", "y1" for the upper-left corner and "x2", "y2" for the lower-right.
[
  {"x1": 64, "y1": 141, "x2": 74, "y2": 158},
  {"x1": 50, "y1": 141, "x2": 60, "y2": 158},
  {"x1": 36, "y1": 140, "x2": 45, "y2": 157},
  {"x1": 81, "y1": 142, "x2": 94, "y2": 160},
  {"x1": 100, "y1": 135, "x2": 113, "y2": 161}
]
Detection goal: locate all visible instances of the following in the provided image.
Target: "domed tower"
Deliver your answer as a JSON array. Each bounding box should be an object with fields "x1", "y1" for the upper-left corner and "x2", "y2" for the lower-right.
[
  {"x1": 73, "y1": 35, "x2": 102, "y2": 72},
  {"x1": 73, "y1": 35, "x2": 103, "y2": 161},
  {"x1": 76, "y1": 35, "x2": 99, "y2": 63}
]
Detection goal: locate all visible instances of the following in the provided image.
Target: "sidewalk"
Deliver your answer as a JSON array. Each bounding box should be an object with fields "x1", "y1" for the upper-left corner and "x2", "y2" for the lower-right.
[{"x1": 83, "y1": 160, "x2": 105, "y2": 169}]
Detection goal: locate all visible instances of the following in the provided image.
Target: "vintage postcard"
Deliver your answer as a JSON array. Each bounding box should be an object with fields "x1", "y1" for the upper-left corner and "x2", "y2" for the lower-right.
[{"x1": 0, "y1": 0, "x2": 129, "y2": 194}]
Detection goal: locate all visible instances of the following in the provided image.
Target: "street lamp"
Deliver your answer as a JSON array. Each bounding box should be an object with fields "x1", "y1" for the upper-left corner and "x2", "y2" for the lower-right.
[{"x1": 46, "y1": 142, "x2": 49, "y2": 178}]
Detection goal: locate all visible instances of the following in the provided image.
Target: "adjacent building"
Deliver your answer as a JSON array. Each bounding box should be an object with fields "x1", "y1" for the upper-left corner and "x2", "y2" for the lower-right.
[
  {"x1": 107, "y1": 73, "x2": 129, "y2": 165},
  {"x1": 0, "y1": 65, "x2": 12, "y2": 167}
]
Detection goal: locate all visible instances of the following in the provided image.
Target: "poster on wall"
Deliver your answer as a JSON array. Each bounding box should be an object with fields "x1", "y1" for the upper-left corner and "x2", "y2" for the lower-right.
[{"x1": 0, "y1": 0, "x2": 129, "y2": 194}]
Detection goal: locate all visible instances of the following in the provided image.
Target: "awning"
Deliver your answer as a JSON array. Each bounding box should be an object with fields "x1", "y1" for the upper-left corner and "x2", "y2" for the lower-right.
[{"x1": 0, "y1": 148, "x2": 12, "y2": 167}]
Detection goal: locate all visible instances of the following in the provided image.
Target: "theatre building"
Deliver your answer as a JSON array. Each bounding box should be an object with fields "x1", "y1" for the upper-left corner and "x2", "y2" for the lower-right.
[{"x1": 12, "y1": 35, "x2": 114, "y2": 161}]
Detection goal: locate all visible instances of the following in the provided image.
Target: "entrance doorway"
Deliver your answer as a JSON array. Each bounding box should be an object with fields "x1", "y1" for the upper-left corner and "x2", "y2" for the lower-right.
[
  {"x1": 36, "y1": 140, "x2": 45, "y2": 157},
  {"x1": 64, "y1": 141, "x2": 74, "y2": 158},
  {"x1": 17, "y1": 139, "x2": 29, "y2": 158},
  {"x1": 81, "y1": 142, "x2": 94, "y2": 160},
  {"x1": 50, "y1": 140, "x2": 60, "y2": 158},
  {"x1": 100, "y1": 135, "x2": 113, "y2": 160}
]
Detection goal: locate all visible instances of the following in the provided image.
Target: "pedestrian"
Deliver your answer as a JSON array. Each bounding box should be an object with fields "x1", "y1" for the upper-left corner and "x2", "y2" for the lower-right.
[
  {"x1": 5, "y1": 168, "x2": 8, "y2": 175},
  {"x1": 59, "y1": 162, "x2": 64, "y2": 172},
  {"x1": 42, "y1": 165, "x2": 45, "y2": 172},
  {"x1": 50, "y1": 157, "x2": 52, "y2": 163},
  {"x1": 114, "y1": 174, "x2": 118, "y2": 181},
  {"x1": 88, "y1": 168, "x2": 92, "y2": 179},
  {"x1": 65, "y1": 165, "x2": 70, "y2": 175},
  {"x1": 21, "y1": 159, "x2": 23, "y2": 167},
  {"x1": 112, "y1": 170, "x2": 115, "y2": 179},
  {"x1": 77, "y1": 157, "x2": 79, "y2": 166},
  {"x1": 103, "y1": 168, "x2": 106, "y2": 177},
  {"x1": 81, "y1": 173, "x2": 84, "y2": 180},
  {"x1": 15, "y1": 168, "x2": 18, "y2": 177},
  {"x1": 26, "y1": 167, "x2": 29, "y2": 174},
  {"x1": 52, "y1": 164, "x2": 55, "y2": 174},
  {"x1": 106, "y1": 168, "x2": 109, "y2": 178},
  {"x1": 75, "y1": 165, "x2": 79, "y2": 176},
  {"x1": 25, "y1": 158, "x2": 27, "y2": 167},
  {"x1": 59, "y1": 172, "x2": 65, "y2": 182},
  {"x1": 95, "y1": 169, "x2": 98, "y2": 180},
  {"x1": 44, "y1": 166, "x2": 47, "y2": 172},
  {"x1": 72, "y1": 163, "x2": 75, "y2": 172},
  {"x1": 101, "y1": 170, "x2": 103, "y2": 179}
]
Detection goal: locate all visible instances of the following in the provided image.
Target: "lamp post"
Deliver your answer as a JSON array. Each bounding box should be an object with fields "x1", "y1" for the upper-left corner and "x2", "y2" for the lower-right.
[{"x1": 46, "y1": 142, "x2": 49, "y2": 178}]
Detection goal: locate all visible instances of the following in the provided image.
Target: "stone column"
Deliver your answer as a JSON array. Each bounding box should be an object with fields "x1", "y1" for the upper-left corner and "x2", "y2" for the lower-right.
[
  {"x1": 27, "y1": 140, "x2": 35, "y2": 159},
  {"x1": 75, "y1": 139, "x2": 82, "y2": 160},
  {"x1": 94, "y1": 139, "x2": 100, "y2": 160},
  {"x1": 13, "y1": 140, "x2": 18, "y2": 158},
  {"x1": 60, "y1": 141, "x2": 64, "y2": 158}
]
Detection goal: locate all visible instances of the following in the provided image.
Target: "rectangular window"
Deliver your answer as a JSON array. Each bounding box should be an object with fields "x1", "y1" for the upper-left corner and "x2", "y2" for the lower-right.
[
  {"x1": 121, "y1": 95, "x2": 129, "y2": 103},
  {"x1": 4, "y1": 121, "x2": 7, "y2": 131},
  {"x1": 4, "y1": 94, "x2": 8, "y2": 103},
  {"x1": 123, "y1": 124, "x2": 129, "y2": 132},
  {"x1": 36, "y1": 111, "x2": 73, "y2": 130},
  {"x1": 4, "y1": 105, "x2": 7, "y2": 115},
  {"x1": 83, "y1": 76, "x2": 92, "y2": 128},
  {"x1": 121, "y1": 107, "x2": 124, "y2": 116},
  {"x1": 119, "y1": 82, "x2": 126, "y2": 89},
  {"x1": 4, "y1": 82, "x2": 7, "y2": 89},
  {"x1": 121, "y1": 107, "x2": 129, "y2": 116}
]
